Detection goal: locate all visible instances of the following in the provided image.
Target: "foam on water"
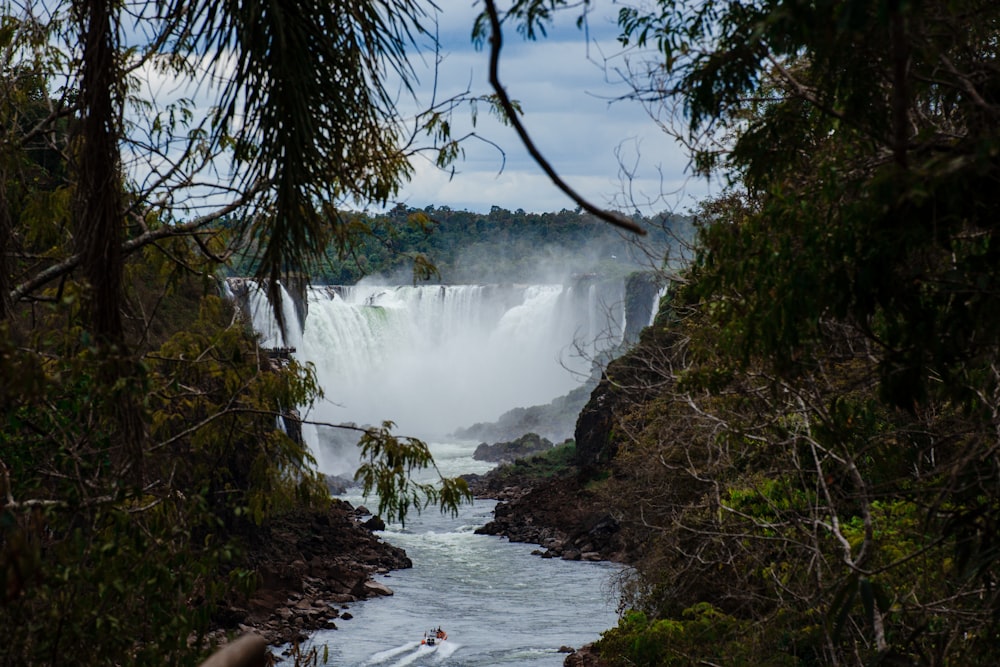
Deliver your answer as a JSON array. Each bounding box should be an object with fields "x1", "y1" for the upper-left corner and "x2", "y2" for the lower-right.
[{"x1": 289, "y1": 498, "x2": 621, "y2": 667}]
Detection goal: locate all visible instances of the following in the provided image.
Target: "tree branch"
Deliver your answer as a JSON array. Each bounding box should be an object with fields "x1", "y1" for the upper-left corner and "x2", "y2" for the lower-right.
[
  {"x1": 9, "y1": 188, "x2": 261, "y2": 305},
  {"x1": 482, "y1": 0, "x2": 645, "y2": 236}
]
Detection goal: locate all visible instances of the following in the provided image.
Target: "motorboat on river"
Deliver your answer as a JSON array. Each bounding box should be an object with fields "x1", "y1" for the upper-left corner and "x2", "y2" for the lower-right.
[{"x1": 421, "y1": 627, "x2": 448, "y2": 646}]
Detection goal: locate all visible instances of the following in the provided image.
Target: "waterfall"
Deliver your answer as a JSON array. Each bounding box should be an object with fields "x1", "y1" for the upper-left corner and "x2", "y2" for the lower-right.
[{"x1": 235, "y1": 279, "x2": 627, "y2": 474}]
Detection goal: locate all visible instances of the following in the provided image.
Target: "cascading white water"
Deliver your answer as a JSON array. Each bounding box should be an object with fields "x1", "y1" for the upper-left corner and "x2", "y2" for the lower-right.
[
  {"x1": 235, "y1": 281, "x2": 639, "y2": 662},
  {"x1": 238, "y1": 280, "x2": 626, "y2": 474}
]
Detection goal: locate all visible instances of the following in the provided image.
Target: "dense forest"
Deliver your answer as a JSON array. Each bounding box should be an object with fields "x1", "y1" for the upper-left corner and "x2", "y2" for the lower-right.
[
  {"x1": 559, "y1": 0, "x2": 1000, "y2": 665},
  {"x1": 0, "y1": 2, "x2": 471, "y2": 664},
  {"x1": 229, "y1": 204, "x2": 693, "y2": 285},
  {"x1": 4, "y1": 0, "x2": 1000, "y2": 666}
]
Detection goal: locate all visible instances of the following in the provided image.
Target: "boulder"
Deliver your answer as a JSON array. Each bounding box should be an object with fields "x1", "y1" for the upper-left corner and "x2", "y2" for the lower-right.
[
  {"x1": 363, "y1": 515, "x2": 386, "y2": 531},
  {"x1": 563, "y1": 644, "x2": 610, "y2": 667},
  {"x1": 473, "y1": 433, "x2": 554, "y2": 463},
  {"x1": 363, "y1": 581, "x2": 394, "y2": 597}
]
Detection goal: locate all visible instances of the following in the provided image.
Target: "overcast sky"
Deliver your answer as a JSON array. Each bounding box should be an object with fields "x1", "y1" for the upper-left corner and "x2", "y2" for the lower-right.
[
  {"x1": 389, "y1": 2, "x2": 714, "y2": 215},
  {"x1": 129, "y1": 2, "x2": 714, "y2": 218}
]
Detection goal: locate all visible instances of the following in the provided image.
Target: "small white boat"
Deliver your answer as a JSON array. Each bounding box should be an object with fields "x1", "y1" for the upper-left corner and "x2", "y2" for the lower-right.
[{"x1": 421, "y1": 627, "x2": 448, "y2": 646}]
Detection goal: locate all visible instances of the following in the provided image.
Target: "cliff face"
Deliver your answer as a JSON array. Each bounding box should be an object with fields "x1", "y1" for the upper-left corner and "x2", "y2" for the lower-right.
[
  {"x1": 455, "y1": 272, "x2": 665, "y2": 449},
  {"x1": 224, "y1": 276, "x2": 309, "y2": 334},
  {"x1": 472, "y1": 474, "x2": 628, "y2": 563},
  {"x1": 574, "y1": 319, "x2": 678, "y2": 469},
  {"x1": 623, "y1": 271, "x2": 663, "y2": 346},
  {"x1": 469, "y1": 292, "x2": 681, "y2": 567}
]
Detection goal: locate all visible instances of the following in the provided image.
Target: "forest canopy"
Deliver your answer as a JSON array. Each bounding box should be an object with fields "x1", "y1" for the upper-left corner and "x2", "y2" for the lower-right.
[
  {"x1": 226, "y1": 204, "x2": 693, "y2": 284},
  {"x1": 553, "y1": 0, "x2": 1000, "y2": 664}
]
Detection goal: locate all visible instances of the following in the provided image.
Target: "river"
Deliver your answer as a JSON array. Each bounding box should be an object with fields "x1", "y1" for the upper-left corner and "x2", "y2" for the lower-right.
[
  {"x1": 238, "y1": 281, "x2": 628, "y2": 664},
  {"x1": 285, "y1": 440, "x2": 623, "y2": 667}
]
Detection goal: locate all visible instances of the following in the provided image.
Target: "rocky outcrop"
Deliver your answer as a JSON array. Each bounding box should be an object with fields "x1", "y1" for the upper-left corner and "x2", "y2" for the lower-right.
[
  {"x1": 623, "y1": 271, "x2": 663, "y2": 345},
  {"x1": 453, "y1": 273, "x2": 665, "y2": 447},
  {"x1": 563, "y1": 643, "x2": 610, "y2": 666},
  {"x1": 470, "y1": 324, "x2": 686, "y2": 565},
  {"x1": 224, "y1": 276, "x2": 308, "y2": 333},
  {"x1": 473, "y1": 475, "x2": 627, "y2": 563},
  {"x1": 573, "y1": 382, "x2": 620, "y2": 470},
  {"x1": 473, "y1": 433, "x2": 553, "y2": 463},
  {"x1": 575, "y1": 321, "x2": 679, "y2": 469},
  {"x1": 211, "y1": 500, "x2": 409, "y2": 652},
  {"x1": 453, "y1": 380, "x2": 597, "y2": 444}
]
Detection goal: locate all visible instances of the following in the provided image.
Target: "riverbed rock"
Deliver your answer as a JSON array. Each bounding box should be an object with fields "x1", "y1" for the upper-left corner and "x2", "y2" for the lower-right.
[
  {"x1": 473, "y1": 432, "x2": 554, "y2": 463},
  {"x1": 363, "y1": 515, "x2": 386, "y2": 531},
  {"x1": 212, "y1": 498, "x2": 411, "y2": 653},
  {"x1": 363, "y1": 580, "x2": 394, "y2": 597},
  {"x1": 563, "y1": 643, "x2": 610, "y2": 666},
  {"x1": 474, "y1": 474, "x2": 628, "y2": 562}
]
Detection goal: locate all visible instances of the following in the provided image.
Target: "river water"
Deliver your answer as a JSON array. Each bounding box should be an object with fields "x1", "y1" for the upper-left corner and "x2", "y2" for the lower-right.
[
  {"x1": 289, "y1": 440, "x2": 623, "y2": 667},
  {"x1": 238, "y1": 282, "x2": 628, "y2": 664}
]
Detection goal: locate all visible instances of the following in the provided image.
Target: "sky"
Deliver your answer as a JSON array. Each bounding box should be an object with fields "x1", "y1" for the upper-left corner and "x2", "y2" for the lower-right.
[
  {"x1": 126, "y1": 2, "x2": 714, "y2": 218},
  {"x1": 386, "y1": 2, "x2": 714, "y2": 215}
]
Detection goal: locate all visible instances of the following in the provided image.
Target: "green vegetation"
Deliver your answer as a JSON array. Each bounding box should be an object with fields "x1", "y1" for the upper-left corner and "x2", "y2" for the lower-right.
[
  {"x1": 10, "y1": 0, "x2": 998, "y2": 664},
  {"x1": 229, "y1": 204, "x2": 692, "y2": 285},
  {"x1": 513, "y1": 0, "x2": 1000, "y2": 664},
  {"x1": 0, "y1": 2, "x2": 478, "y2": 664},
  {"x1": 1, "y1": 257, "x2": 329, "y2": 665},
  {"x1": 483, "y1": 440, "x2": 578, "y2": 487}
]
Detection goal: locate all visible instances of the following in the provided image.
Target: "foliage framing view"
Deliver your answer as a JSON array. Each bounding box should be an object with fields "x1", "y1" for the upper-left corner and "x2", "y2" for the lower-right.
[
  {"x1": 6, "y1": 0, "x2": 1000, "y2": 665},
  {"x1": 521, "y1": 0, "x2": 1000, "y2": 665},
  {"x1": 0, "y1": 1, "x2": 477, "y2": 663}
]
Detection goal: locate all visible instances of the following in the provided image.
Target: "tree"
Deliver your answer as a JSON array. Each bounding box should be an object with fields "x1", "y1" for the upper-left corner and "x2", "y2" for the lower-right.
[
  {"x1": 1, "y1": 1, "x2": 667, "y2": 662},
  {"x1": 541, "y1": 0, "x2": 1000, "y2": 664},
  {"x1": 0, "y1": 1, "x2": 481, "y2": 662}
]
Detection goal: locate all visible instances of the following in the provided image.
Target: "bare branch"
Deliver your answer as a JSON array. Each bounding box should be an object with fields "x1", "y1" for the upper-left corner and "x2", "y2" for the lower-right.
[
  {"x1": 482, "y1": 0, "x2": 645, "y2": 237},
  {"x1": 8, "y1": 185, "x2": 263, "y2": 304}
]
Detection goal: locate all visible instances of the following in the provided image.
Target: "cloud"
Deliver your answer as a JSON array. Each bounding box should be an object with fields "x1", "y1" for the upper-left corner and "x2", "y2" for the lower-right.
[
  {"x1": 120, "y1": 2, "x2": 713, "y2": 218},
  {"x1": 393, "y1": 3, "x2": 712, "y2": 214}
]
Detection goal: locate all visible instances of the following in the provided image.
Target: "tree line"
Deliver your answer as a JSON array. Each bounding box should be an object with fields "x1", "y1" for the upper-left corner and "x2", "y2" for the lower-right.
[{"x1": 228, "y1": 203, "x2": 693, "y2": 285}]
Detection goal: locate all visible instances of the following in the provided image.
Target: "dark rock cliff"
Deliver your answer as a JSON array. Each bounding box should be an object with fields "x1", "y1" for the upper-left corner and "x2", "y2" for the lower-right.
[
  {"x1": 454, "y1": 272, "x2": 664, "y2": 446},
  {"x1": 213, "y1": 500, "x2": 409, "y2": 652},
  {"x1": 574, "y1": 322, "x2": 678, "y2": 469},
  {"x1": 623, "y1": 271, "x2": 663, "y2": 345},
  {"x1": 472, "y1": 287, "x2": 682, "y2": 568}
]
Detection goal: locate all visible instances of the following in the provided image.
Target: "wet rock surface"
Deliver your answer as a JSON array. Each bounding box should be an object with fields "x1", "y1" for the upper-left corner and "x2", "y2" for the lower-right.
[
  {"x1": 468, "y1": 472, "x2": 627, "y2": 564},
  {"x1": 563, "y1": 643, "x2": 611, "y2": 666},
  {"x1": 465, "y1": 469, "x2": 625, "y2": 667},
  {"x1": 472, "y1": 432, "x2": 554, "y2": 463},
  {"x1": 210, "y1": 499, "x2": 409, "y2": 652}
]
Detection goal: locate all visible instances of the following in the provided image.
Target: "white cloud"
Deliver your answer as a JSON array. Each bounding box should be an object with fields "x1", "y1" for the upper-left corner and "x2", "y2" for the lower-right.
[
  {"x1": 121, "y1": 1, "x2": 713, "y2": 218},
  {"x1": 393, "y1": 2, "x2": 712, "y2": 214}
]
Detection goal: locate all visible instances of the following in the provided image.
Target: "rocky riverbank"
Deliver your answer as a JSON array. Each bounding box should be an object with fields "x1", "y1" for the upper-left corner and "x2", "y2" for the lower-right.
[
  {"x1": 209, "y1": 499, "x2": 410, "y2": 656},
  {"x1": 213, "y1": 435, "x2": 627, "y2": 662},
  {"x1": 465, "y1": 461, "x2": 620, "y2": 667},
  {"x1": 470, "y1": 474, "x2": 626, "y2": 563}
]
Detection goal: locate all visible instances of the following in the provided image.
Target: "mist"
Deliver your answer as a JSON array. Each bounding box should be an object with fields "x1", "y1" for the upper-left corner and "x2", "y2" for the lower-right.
[{"x1": 240, "y1": 279, "x2": 628, "y2": 476}]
